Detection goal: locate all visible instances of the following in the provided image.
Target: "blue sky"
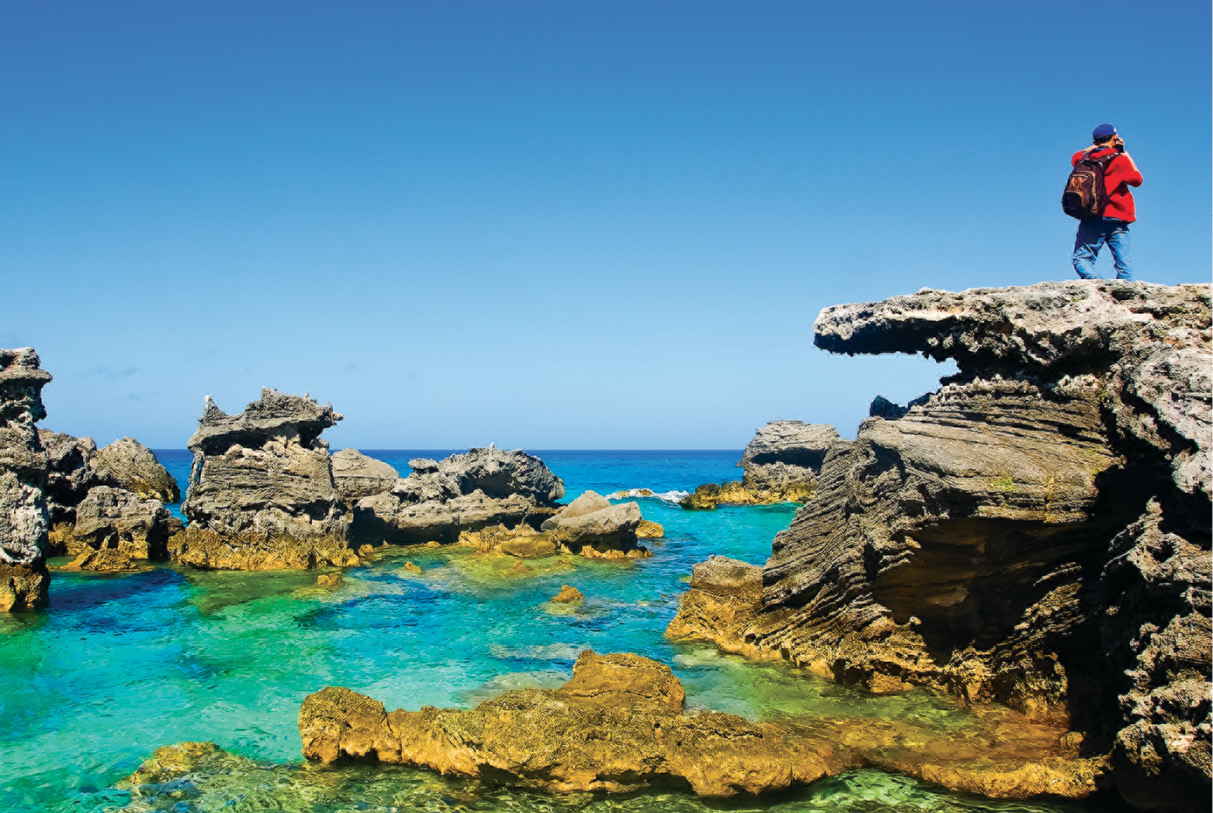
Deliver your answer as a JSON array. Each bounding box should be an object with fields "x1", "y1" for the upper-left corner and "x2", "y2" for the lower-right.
[{"x1": 2, "y1": 1, "x2": 1209, "y2": 449}]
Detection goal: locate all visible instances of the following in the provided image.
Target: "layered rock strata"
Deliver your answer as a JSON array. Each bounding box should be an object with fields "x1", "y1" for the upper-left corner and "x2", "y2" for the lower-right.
[
  {"x1": 669, "y1": 281, "x2": 1211, "y2": 812},
  {"x1": 299, "y1": 650, "x2": 1104, "y2": 801},
  {"x1": 351, "y1": 448, "x2": 564, "y2": 545},
  {"x1": 540, "y1": 491, "x2": 649, "y2": 558},
  {"x1": 681, "y1": 421, "x2": 839, "y2": 509},
  {"x1": 0, "y1": 348, "x2": 52, "y2": 611},
  {"x1": 174, "y1": 389, "x2": 354, "y2": 570},
  {"x1": 40, "y1": 431, "x2": 177, "y2": 524},
  {"x1": 331, "y1": 449, "x2": 398, "y2": 503}
]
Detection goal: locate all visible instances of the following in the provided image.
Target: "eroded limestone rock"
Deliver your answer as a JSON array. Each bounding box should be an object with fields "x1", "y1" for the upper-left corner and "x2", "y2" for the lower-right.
[
  {"x1": 52, "y1": 485, "x2": 181, "y2": 565},
  {"x1": 331, "y1": 449, "x2": 398, "y2": 503},
  {"x1": 676, "y1": 281, "x2": 1211, "y2": 811},
  {"x1": 540, "y1": 491, "x2": 648, "y2": 558},
  {"x1": 682, "y1": 421, "x2": 840, "y2": 509},
  {"x1": 91, "y1": 437, "x2": 179, "y2": 503},
  {"x1": 177, "y1": 389, "x2": 353, "y2": 570},
  {"x1": 0, "y1": 348, "x2": 51, "y2": 611},
  {"x1": 351, "y1": 448, "x2": 564, "y2": 545},
  {"x1": 298, "y1": 650, "x2": 1105, "y2": 801}
]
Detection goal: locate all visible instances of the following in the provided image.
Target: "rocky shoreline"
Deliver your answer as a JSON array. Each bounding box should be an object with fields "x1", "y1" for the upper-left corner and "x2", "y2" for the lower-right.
[{"x1": 3, "y1": 280, "x2": 1209, "y2": 812}]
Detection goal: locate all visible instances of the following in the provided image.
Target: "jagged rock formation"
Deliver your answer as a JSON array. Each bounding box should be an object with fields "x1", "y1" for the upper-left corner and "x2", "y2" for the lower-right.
[
  {"x1": 52, "y1": 485, "x2": 180, "y2": 563},
  {"x1": 670, "y1": 282, "x2": 1211, "y2": 812},
  {"x1": 666, "y1": 556, "x2": 763, "y2": 658},
  {"x1": 0, "y1": 348, "x2": 52, "y2": 611},
  {"x1": 174, "y1": 389, "x2": 354, "y2": 570},
  {"x1": 331, "y1": 449, "x2": 398, "y2": 503},
  {"x1": 351, "y1": 448, "x2": 564, "y2": 545},
  {"x1": 681, "y1": 421, "x2": 839, "y2": 509},
  {"x1": 539, "y1": 491, "x2": 649, "y2": 558},
  {"x1": 91, "y1": 437, "x2": 179, "y2": 503},
  {"x1": 40, "y1": 432, "x2": 177, "y2": 524},
  {"x1": 298, "y1": 650, "x2": 1105, "y2": 801}
]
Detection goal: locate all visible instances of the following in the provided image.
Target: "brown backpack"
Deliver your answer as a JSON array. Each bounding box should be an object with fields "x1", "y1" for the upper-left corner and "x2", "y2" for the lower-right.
[{"x1": 1062, "y1": 149, "x2": 1118, "y2": 220}]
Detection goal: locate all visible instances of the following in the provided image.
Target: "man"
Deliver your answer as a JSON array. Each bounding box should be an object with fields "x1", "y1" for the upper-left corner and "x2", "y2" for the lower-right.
[{"x1": 1071, "y1": 123, "x2": 1143, "y2": 280}]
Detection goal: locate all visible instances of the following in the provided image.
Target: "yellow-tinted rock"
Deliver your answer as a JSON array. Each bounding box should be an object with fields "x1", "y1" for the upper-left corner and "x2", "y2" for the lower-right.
[
  {"x1": 550, "y1": 585, "x2": 584, "y2": 604},
  {"x1": 680, "y1": 481, "x2": 815, "y2": 510},
  {"x1": 403, "y1": 561, "x2": 422, "y2": 575},
  {"x1": 636, "y1": 520, "x2": 664, "y2": 538},
  {"x1": 316, "y1": 572, "x2": 343, "y2": 588}
]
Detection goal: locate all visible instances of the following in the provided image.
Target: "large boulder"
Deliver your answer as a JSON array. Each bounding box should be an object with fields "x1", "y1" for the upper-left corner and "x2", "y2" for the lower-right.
[
  {"x1": 0, "y1": 348, "x2": 52, "y2": 611},
  {"x1": 331, "y1": 449, "x2": 398, "y2": 503},
  {"x1": 177, "y1": 388, "x2": 353, "y2": 570},
  {"x1": 351, "y1": 447, "x2": 564, "y2": 545},
  {"x1": 539, "y1": 491, "x2": 647, "y2": 558},
  {"x1": 676, "y1": 281, "x2": 1210, "y2": 811},
  {"x1": 92, "y1": 437, "x2": 179, "y2": 503},
  {"x1": 667, "y1": 556, "x2": 763, "y2": 657},
  {"x1": 55, "y1": 485, "x2": 181, "y2": 562},
  {"x1": 298, "y1": 650, "x2": 1104, "y2": 801},
  {"x1": 38, "y1": 430, "x2": 106, "y2": 525},
  {"x1": 682, "y1": 421, "x2": 840, "y2": 509}
]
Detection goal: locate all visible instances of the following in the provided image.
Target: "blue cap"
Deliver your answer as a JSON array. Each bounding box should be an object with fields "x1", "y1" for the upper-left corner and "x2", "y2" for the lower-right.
[{"x1": 1092, "y1": 123, "x2": 1118, "y2": 140}]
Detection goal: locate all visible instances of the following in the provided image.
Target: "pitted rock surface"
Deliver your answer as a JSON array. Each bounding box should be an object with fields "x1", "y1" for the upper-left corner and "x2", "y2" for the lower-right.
[
  {"x1": 351, "y1": 448, "x2": 564, "y2": 545},
  {"x1": 331, "y1": 449, "x2": 398, "y2": 502},
  {"x1": 674, "y1": 282, "x2": 1211, "y2": 811},
  {"x1": 540, "y1": 491, "x2": 646, "y2": 557},
  {"x1": 683, "y1": 421, "x2": 840, "y2": 509},
  {"x1": 92, "y1": 437, "x2": 179, "y2": 503},
  {"x1": 0, "y1": 348, "x2": 52, "y2": 610},
  {"x1": 298, "y1": 650, "x2": 1104, "y2": 801},
  {"x1": 178, "y1": 388, "x2": 352, "y2": 569}
]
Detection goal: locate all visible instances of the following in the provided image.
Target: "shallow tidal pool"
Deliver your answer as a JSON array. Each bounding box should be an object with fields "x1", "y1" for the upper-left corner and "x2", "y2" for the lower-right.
[{"x1": 0, "y1": 451, "x2": 1120, "y2": 812}]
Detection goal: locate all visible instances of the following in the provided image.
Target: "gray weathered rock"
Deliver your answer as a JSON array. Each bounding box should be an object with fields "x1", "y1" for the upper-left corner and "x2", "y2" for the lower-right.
[
  {"x1": 0, "y1": 348, "x2": 52, "y2": 611},
  {"x1": 683, "y1": 421, "x2": 840, "y2": 509},
  {"x1": 59, "y1": 485, "x2": 181, "y2": 563},
  {"x1": 92, "y1": 437, "x2": 179, "y2": 503},
  {"x1": 331, "y1": 449, "x2": 398, "y2": 502},
  {"x1": 679, "y1": 281, "x2": 1210, "y2": 812},
  {"x1": 540, "y1": 491, "x2": 646, "y2": 557},
  {"x1": 38, "y1": 430, "x2": 105, "y2": 525},
  {"x1": 178, "y1": 388, "x2": 352, "y2": 569},
  {"x1": 351, "y1": 447, "x2": 564, "y2": 545}
]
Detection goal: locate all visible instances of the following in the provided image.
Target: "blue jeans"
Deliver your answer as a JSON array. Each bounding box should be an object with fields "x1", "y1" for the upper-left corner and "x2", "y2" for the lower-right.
[{"x1": 1072, "y1": 218, "x2": 1132, "y2": 280}]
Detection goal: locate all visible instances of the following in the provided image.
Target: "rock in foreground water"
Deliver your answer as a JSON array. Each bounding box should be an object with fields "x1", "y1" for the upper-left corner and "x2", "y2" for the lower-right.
[{"x1": 298, "y1": 650, "x2": 1105, "y2": 801}]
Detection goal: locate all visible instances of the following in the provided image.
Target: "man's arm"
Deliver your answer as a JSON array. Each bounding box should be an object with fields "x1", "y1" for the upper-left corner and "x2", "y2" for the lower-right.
[{"x1": 1117, "y1": 152, "x2": 1143, "y2": 186}]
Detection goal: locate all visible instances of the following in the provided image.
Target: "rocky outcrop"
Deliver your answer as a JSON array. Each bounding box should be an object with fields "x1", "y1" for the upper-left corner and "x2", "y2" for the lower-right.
[
  {"x1": 0, "y1": 348, "x2": 52, "y2": 611},
  {"x1": 177, "y1": 389, "x2": 353, "y2": 569},
  {"x1": 351, "y1": 448, "x2": 564, "y2": 545},
  {"x1": 52, "y1": 485, "x2": 181, "y2": 561},
  {"x1": 91, "y1": 437, "x2": 179, "y2": 503},
  {"x1": 40, "y1": 432, "x2": 177, "y2": 524},
  {"x1": 681, "y1": 421, "x2": 839, "y2": 509},
  {"x1": 456, "y1": 524, "x2": 559, "y2": 558},
  {"x1": 672, "y1": 282, "x2": 1211, "y2": 811},
  {"x1": 540, "y1": 491, "x2": 649, "y2": 558},
  {"x1": 331, "y1": 449, "x2": 398, "y2": 503},
  {"x1": 298, "y1": 650, "x2": 1105, "y2": 801},
  {"x1": 666, "y1": 556, "x2": 763, "y2": 657}
]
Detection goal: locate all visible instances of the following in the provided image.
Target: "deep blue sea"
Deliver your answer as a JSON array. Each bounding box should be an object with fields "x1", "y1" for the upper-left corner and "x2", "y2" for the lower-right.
[{"x1": 0, "y1": 451, "x2": 1105, "y2": 813}]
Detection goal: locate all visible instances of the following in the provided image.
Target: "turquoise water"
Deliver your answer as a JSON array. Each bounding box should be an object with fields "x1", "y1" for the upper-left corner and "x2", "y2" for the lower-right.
[{"x1": 0, "y1": 451, "x2": 1110, "y2": 812}]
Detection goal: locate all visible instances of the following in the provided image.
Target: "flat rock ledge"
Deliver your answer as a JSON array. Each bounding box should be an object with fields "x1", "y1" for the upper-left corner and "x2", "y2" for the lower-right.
[
  {"x1": 298, "y1": 650, "x2": 1104, "y2": 801},
  {"x1": 681, "y1": 421, "x2": 840, "y2": 510}
]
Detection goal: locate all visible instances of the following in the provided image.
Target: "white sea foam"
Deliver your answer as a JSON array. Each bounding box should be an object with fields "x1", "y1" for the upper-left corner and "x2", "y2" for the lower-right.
[{"x1": 607, "y1": 487, "x2": 689, "y2": 504}]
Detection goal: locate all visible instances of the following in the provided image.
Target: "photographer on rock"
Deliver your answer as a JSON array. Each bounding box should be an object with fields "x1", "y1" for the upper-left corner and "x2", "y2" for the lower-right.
[{"x1": 1070, "y1": 123, "x2": 1144, "y2": 280}]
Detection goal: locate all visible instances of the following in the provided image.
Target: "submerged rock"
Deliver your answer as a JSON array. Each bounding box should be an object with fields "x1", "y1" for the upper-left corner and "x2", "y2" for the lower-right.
[
  {"x1": 351, "y1": 447, "x2": 564, "y2": 545},
  {"x1": 177, "y1": 389, "x2": 354, "y2": 570},
  {"x1": 0, "y1": 348, "x2": 52, "y2": 611},
  {"x1": 676, "y1": 281, "x2": 1211, "y2": 811},
  {"x1": 298, "y1": 650, "x2": 1105, "y2": 801},
  {"x1": 550, "y1": 584, "x2": 584, "y2": 603},
  {"x1": 682, "y1": 421, "x2": 840, "y2": 509},
  {"x1": 457, "y1": 523, "x2": 558, "y2": 558}
]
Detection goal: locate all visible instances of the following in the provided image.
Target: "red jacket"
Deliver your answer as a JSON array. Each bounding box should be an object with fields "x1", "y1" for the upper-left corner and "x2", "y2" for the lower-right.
[{"x1": 1072, "y1": 147, "x2": 1144, "y2": 222}]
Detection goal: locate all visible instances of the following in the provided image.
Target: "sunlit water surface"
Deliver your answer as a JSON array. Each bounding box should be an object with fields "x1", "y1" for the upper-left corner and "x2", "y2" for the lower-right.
[{"x1": 0, "y1": 451, "x2": 1112, "y2": 812}]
